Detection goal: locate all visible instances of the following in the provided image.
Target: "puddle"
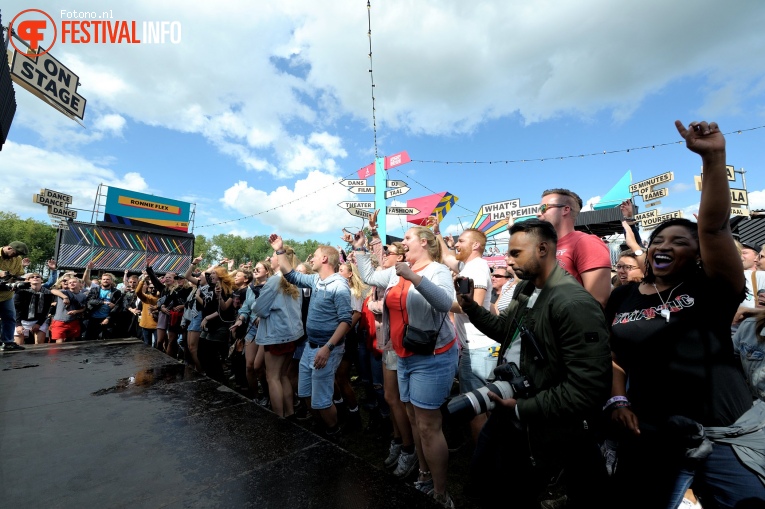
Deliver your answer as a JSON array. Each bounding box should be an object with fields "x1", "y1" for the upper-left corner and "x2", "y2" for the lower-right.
[{"x1": 92, "y1": 364, "x2": 192, "y2": 396}]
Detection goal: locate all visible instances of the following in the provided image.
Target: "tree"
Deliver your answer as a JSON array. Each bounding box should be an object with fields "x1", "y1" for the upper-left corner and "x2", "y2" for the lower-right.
[{"x1": 0, "y1": 212, "x2": 57, "y2": 274}]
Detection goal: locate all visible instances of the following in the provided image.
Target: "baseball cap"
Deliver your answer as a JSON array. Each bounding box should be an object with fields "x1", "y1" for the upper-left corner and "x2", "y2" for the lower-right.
[
  {"x1": 741, "y1": 240, "x2": 761, "y2": 253},
  {"x1": 9, "y1": 241, "x2": 29, "y2": 256}
]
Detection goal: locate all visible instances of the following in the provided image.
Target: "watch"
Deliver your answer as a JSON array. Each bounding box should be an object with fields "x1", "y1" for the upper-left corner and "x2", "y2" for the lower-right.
[
  {"x1": 325, "y1": 342, "x2": 335, "y2": 352},
  {"x1": 634, "y1": 249, "x2": 644, "y2": 256},
  {"x1": 275, "y1": 249, "x2": 286, "y2": 255}
]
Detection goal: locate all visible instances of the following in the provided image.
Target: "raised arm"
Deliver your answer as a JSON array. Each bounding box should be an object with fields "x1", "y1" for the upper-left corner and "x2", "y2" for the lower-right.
[
  {"x1": 184, "y1": 254, "x2": 204, "y2": 285},
  {"x1": 676, "y1": 120, "x2": 743, "y2": 291},
  {"x1": 268, "y1": 234, "x2": 295, "y2": 274},
  {"x1": 427, "y1": 216, "x2": 459, "y2": 272}
]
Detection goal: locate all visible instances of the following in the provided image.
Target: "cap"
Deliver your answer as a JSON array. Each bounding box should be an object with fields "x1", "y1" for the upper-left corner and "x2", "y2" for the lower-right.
[
  {"x1": 741, "y1": 240, "x2": 761, "y2": 253},
  {"x1": 9, "y1": 241, "x2": 29, "y2": 256}
]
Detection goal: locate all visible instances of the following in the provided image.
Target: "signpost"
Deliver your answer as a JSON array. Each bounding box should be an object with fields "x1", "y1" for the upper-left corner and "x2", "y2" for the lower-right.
[
  {"x1": 641, "y1": 210, "x2": 683, "y2": 230},
  {"x1": 348, "y1": 186, "x2": 375, "y2": 194},
  {"x1": 10, "y1": 49, "x2": 87, "y2": 121},
  {"x1": 387, "y1": 207, "x2": 420, "y2": 215},
  {"x1": 341, "y1": 179, "x2": 367, "y2": 187},
  {"x1": 384, "y1": 187, "x2": 410, "y2": 199},
  {"x1": 694, "y1": 165, "x2": 750, "y2": 217},
  {"x1": 338, "y1": 201, "x2": 374, "y2": 210},
  {"x1": 347, "y1": 208, "x2": 372, "y2": 219},
  {"x1": 32, "y1": 188, "x2": 76, "y2": 228}
]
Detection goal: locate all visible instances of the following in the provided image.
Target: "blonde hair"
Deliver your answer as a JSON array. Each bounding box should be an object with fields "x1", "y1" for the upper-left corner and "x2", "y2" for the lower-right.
[
  {"x1": 342, "y1": 262, "x2": 367, "y2": 299},
  {"x1": 410, "y1": 226, "x2": 442, "y2": 262},
  {"x1": 297, "y1": 262, "x2": 315, "y2": 274},
  {"x1": 256, "y1": 260, "x2": 275, "y2": 278},
  {"x1": 279, "y1": 273, "x2": 299, "y2": 299},
  {"x1": 318, "y1": 245, "x2": 340, "y2": 271},
  {"x1": 211, "y1": 266, "x2": 235, "y2": 295},
  {"x1": 281, "y1": 245, "x2": 301, "y2": 270}
]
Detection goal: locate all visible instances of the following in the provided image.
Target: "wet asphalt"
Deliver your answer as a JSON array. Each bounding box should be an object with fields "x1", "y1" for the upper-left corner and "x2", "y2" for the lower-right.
[{"x1": 0, "y1": 340, "x2": 443, "y2": 508}]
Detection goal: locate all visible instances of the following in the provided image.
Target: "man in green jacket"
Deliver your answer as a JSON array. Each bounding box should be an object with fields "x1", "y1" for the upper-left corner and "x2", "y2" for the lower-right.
[{"x1": 457, "y1": 219, "x2": 612, "y2": 508}]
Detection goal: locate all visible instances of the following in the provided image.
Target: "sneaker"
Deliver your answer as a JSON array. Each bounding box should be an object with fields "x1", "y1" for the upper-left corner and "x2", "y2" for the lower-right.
[
  {"x1": 414, "y1": 476, "x2": 433, "y2": 493},
  {"x1": 384, "y1": 440, "x2": 402, "y2": 469},
  {"x1": 393, "y1": 449, "x2": 418, "y2": 478},
  {"x1": 429, "y1": 491, "x2": 455, "y2": 509},
  {"x1": 1, "y1": 342, "x2": 25, "y2": 351}
]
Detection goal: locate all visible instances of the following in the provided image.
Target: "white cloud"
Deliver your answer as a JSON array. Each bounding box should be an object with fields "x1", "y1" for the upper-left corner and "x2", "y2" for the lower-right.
[
  {"x1": 93, "y1": 114, "x2": 127, "y2": 135},
  {"x1": 748, "y1": 189, "x2": 765, "y2": 211},
  {"x1": 0, "y1": 141, "x2": 148, "y2": 220},
  {"x1": 583, "y1": 195, "x2": 601, "y2": 212},
  {"x1": 220, "y1": 171, "x2": 356, "y2": 236},
  {"x1": 7, "y1": 0, "x2": 762, "y2": 177}
]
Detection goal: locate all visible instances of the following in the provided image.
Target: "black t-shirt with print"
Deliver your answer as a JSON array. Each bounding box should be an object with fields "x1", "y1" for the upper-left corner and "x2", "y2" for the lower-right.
[{"x1": 606, "y1": 278, "x2": 752, "y2": 427}]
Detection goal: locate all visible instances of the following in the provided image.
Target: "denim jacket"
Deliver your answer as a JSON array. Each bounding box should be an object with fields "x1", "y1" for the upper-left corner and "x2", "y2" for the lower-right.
[
  {"x1": 733, "y1": 317, "x2": 765, "y2": 400},
  {"x1": 252, "y1": 274, "x2": 303, "y2": 346},
  {"x1": 283, "y1": 270, "x2": 352, "y2": 344}
]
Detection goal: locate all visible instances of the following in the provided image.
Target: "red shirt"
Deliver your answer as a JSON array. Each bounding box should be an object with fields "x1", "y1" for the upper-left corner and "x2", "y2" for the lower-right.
[
  {"x1": 386, "y1": 265, "x2": 456, "y2": 358},
  {"x1": 555, "y1": 231, "x2": 611, "y2": 285}
]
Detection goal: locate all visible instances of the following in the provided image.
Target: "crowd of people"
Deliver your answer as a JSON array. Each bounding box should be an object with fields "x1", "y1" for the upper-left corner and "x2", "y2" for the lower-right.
[{"x1": 2, "y1": 120, "x2": 765, "y2": 508}]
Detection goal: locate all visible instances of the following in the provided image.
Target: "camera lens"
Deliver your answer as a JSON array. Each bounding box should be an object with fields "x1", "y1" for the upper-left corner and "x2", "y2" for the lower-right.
[{"x1": 442, "y1": 381, "x2": 515, "y2": 421}]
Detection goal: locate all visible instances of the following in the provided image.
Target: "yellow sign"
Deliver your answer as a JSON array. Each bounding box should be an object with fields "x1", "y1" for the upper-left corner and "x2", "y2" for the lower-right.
[
  {"x1": 730, "y1": 189, "x2": 748, "y2": 206},
  {"x1": 629, "y1": 172, "x2": 674, "y2": 193},
  {"x1": 641, "y1": 187, "x2": 668, "y2": 202},
  {"x1": 634, "y1": 209, "x2": 658, "y2": 222},
  {"x1": 641, "y1": 210, "x2": 683, "y2": 229},
  {"x1": 731, "y1": 207, "x2": 750, "y2": 217},
  {"x1": 118, "y1": 195, "x2": 181, "y2": 214}
]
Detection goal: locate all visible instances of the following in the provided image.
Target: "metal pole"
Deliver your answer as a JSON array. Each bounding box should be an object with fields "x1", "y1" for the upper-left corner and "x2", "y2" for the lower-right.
[{"x1": 374, "y1": 157, "x2": 386, "y2": 243}]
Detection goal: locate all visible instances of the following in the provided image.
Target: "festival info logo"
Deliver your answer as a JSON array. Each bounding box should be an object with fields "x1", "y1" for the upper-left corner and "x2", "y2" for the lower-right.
[
  {"x1": 10, "y1": 9, "x2": 57, "y2": 57},
  {"x1": 10, "y1": 8, "x2": 181, "y2": 56}
]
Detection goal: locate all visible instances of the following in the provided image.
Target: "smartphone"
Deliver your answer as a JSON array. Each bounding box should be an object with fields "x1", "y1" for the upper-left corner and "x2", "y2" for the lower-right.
[{"x1": 456, "y1": 276, "x2": 471, "y2": 295}]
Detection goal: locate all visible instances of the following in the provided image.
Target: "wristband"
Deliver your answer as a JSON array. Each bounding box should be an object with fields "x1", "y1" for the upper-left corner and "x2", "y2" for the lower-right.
[
  {"x1": 275, "y1": 249, "x2": 286, "y2": 255},
  {"x1": 353, "y1": 247, "x2": 367, "y2": 252},
  {"x1": 603, "y1": 395, "x2": 629, "y2": 411}
]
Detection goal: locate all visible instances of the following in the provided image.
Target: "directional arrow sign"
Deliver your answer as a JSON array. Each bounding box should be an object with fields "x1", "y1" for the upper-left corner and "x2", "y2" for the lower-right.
[
  {"x1": 348, "y1": 186, "x2": 375, "y2": 194},
  {"x1": 385, "y1": 187, "x2": 410, "y2": 199},
  {"x1": 387, "y1": 180, "x2": 407, "y2": 188},
  {"x1": 347, "y1": 208, "x2": 372, "y2": 219},
  {"x1": 338, "y1": 201, "x2": 374, "y2": 210},
  {"x1": 387, "y1": 207, "x2": 420, "y2": 215},
  {"x1": 341, "y1": 179, "x2": 368, "y2": 187}
]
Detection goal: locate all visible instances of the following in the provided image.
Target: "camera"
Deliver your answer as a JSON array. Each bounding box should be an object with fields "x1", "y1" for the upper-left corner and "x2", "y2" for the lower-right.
[
  {"x1": 442, "y1": 362, "x2": 534, "y2": 422},
  {"x1": 0, "y1": 280, "x2": 31, "y2": 292},
  {"x1": 456, "y1": 276, "x2": 471, "y2": 295}
]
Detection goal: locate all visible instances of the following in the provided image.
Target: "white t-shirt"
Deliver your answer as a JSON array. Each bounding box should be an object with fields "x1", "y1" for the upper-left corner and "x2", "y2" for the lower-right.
[
  {"x1": 503, "y1": 287, "x2": 541, "y2": 366},
  {"x1": 741, "y1": 270, "x2": 765, "y2": 309},
  {"x1": 455, "y1": 257, "x2": 492, "y2": 349}
]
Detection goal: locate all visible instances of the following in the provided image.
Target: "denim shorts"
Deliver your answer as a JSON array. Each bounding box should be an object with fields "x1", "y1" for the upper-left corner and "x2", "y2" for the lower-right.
[
  {"x1": 298, "y1": 341, "x2": 345, "y2": 410},
  {"x1": 187, "y1": 312, "x2": 204, "y2": 333},
  {"x1": 397, "y1": 344, "x2": 458, "y2": 410},
  {"x1": 244, "y1": 323, "x2": 257, "y2": 343},
  {"x1": 293, "y1": 337, "x2": 307, "y2": 360}
]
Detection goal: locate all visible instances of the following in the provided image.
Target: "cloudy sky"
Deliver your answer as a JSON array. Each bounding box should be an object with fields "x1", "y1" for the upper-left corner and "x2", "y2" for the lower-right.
[{"x1": 3, "y1": 0, "x2": 765, "y2": 247}]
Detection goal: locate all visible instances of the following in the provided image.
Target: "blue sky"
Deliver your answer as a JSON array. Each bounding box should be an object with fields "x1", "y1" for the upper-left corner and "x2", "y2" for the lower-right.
[{"x1": 3, "y1": 0, "x2": 765, "y2": 250}]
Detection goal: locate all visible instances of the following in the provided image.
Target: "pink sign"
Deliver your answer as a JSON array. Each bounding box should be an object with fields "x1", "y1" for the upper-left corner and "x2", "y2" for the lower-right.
[{"x1": 356, "y1": 151, "x2": 411, "y2": 179}]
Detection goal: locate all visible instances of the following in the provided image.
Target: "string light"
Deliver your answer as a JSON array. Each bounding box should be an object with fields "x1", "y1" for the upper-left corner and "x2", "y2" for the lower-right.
[
  {"x1": 367, "y1": 0, "x2": 379, "y2": 159},
  {"x1": 409, "y1": 125, "x2": 765, "y2": 166}
]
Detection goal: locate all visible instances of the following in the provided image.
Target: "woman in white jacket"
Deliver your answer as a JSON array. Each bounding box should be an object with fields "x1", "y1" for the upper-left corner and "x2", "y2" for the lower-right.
[{"x1": 253, "y1": 249, "x2": 304, "y2": 418}]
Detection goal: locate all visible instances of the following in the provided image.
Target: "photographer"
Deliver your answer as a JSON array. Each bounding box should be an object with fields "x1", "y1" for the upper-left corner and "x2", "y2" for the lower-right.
[
  {"x1": 456, "y1": 219, "x2": 612, "y2": 508},
  {"x1": 1, "y1": 242, "x2": 30, "y2": 351}
]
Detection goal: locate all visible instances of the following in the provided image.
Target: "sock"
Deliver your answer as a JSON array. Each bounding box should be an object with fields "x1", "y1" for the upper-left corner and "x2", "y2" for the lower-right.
[
  {"x1": 333, "y1": 397, "x2": 344, "y2": 405},
  {"x1": 348, "y1": 406, "x2": 359, "y2": 413},
  {"x1": 402, "y1": 444, "x2": 415, "y2": 454}
]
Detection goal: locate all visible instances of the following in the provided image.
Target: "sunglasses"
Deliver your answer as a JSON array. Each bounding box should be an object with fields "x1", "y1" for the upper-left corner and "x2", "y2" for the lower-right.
[
  {"x1": 538, "y1": 203, "x2": 566, "y2": 214},
  {"x1": 491, "y1": 274, "x2": 510, "y2": 278}
]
